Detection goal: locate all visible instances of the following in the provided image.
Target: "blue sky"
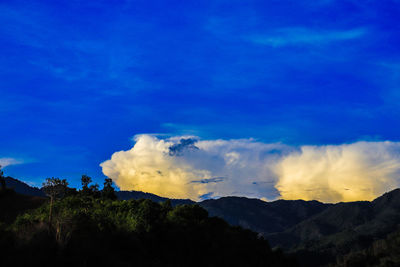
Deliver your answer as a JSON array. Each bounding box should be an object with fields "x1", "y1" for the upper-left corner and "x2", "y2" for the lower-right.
[{"x1": 1, "y1": 0, "x2": 400, "y2": 190}]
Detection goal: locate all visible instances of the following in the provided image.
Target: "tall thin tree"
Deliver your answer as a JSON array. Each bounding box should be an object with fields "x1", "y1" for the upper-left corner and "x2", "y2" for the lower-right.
[
  {"x1": 42, "y1": 178, "x2": 68, "y2": 227},
  {"x1": 81, "y1": 174, "x2": 92, "y2": 195},
  {"x1": 0, "y1": 165, "x2": 5, "y2": 191}
]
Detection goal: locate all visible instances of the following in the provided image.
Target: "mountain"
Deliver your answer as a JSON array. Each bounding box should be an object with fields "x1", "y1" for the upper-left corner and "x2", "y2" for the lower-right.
[
  {"x1": 4, "y1": 177, "x2": 45, "y2": 197},
  {"x1": 0, "y1": 191, "x2": 46, "y2": 223},
  {"x1": 4, "y1": 177, "x2": 193, "y2": 206},
  {"x1": 114, "y1": 188, "x2": 400, "y2": 266},
  {"x1": 4, "y1": 177, "x2": 400, "y2": 266},
  {"x1": 0, "y1": 192, "x2": 296, "y2": 267},
  {"x1": 116, "y1": 190, "x2": 195, "y2": 206},
  {"x1": 332, "y1": 226, "x2": 400, "y2": 267},
  {"x1": 4, "y1": 177, "x2": 329, "y2": 234},
  {"x1": 199, "y1": 196, "x2": 330, "y2": 234},
  {"x1": 265, "y1": 189, "x2": 400, "y2": 266}
]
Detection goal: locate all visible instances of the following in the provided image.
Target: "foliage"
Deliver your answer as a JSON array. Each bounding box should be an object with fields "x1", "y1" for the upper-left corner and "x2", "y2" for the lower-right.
[
  {"x1": 101, "y1": 178, "x2": 117, "y2": 200},
  {"x1": 330, "y1": 227, "x2": 400, "y2": 267},
  {"x1": 80, "y1": 174, "x2": 92, "y2": 195},
  {"x1": 42, "y1": 177, "x2": 69, "y2": 200},
  {"x1": 0, "y1": 194, "x2": 296, "y2": 267},
  {"x1": 0, "y1": 165, "x2": 6, "y2": 191}
]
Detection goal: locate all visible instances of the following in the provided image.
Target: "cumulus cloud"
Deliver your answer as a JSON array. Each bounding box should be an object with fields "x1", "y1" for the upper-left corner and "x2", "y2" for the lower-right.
[
  {"x1": 101, "y1": 135, "x2": 400, "y2": 202},
  {"x1": 275, "y1": 141, "x2": 400, "y2": 202},
  {"x1": 101, "y1": 135, "x2": 288, "y2": 200}
]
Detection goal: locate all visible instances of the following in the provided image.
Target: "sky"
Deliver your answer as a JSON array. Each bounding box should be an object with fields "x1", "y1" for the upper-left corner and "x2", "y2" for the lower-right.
[{"x1": 1, "y1": 0, "x2": 400, "y2": 202}]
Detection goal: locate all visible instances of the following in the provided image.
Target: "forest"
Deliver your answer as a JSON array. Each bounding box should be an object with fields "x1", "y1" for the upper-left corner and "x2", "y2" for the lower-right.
[
  {"x1": 2, "y1": 165, "x2": 400, "y2": 267},
  {"x1": 0, "y1": 167, "x2": 295, "y2": 267}
]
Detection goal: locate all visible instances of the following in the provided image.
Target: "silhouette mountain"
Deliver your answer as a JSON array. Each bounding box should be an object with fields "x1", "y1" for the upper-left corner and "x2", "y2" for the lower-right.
[
  {"x1": 267, "y1": 189, "x2": 400, "y2": 247},
  {"x1": 4, "y1": 177, "x2": 45, "y2": 197},
  {"x1": 116, "y1": 190, "x2": 195, "y2": 206},
  {"x1": 200, "y1": 196, "x2": 330, "y2": 234},
  {"x1": 6, "y1": 176, "x2": 400, "y2": 266},
  {"x1": 0, "y1": 177, "x2": 400, "y2": 266},
  {"x1": 6, "y1": 177, "x2": 328, "y2": 233},
  {"x1": 5, "y1": 176, "x2": 193, "y2": 206},
  {"x1": 264, "y1": 189, "x2": 400, "y2": 266},
  {"x1": 0, "y1": 191, "x2": 45, "y2": 223}
]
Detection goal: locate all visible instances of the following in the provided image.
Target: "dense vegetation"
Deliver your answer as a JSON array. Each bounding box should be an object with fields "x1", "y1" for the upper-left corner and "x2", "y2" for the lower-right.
[
  {"x1": 331, "y1": 227, "x2": 400, "y2": 267},
  {"x1": 201, "y1": 197, "x2": 329, "y2": 234},
  {"x1": 0, "y1": 168, "x2": 295, "y2": 267},
  {"x1": 266, "y1": 189, "x2": 400, "y2": 266},
  {"x1": 4, "y1": 165, "x2": 400, "y2": 267}
]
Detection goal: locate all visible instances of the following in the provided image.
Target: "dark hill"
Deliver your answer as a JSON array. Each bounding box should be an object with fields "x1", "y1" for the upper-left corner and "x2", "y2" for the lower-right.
[
  {"x1": 5, "y1": 177, "x2": 400, "y2": 266},
  {"x1": 0, "y1": 195, "x2": 297, "y2": 267},
  {"x1": 116, "y1": 190, "x2": 194, "y2": 206},
  {"x1": 199, "y1": 196, "x2": 330, "y2": 234},
  {"x1": 0, "y1": 191, "x2": 46, "y2": 223},
  {"x1": 331, "y1": 226, "x2": 400, "y2": 266},
  {"x1": 266, "y1": 189, "x2": 400, "y2": 266},
  {"x1": 4, "y1": 177, "x2": 45, "y2": 197}
]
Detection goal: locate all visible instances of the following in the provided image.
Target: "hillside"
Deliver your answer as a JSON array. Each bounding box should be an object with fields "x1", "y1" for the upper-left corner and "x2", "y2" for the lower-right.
[
  {"x1": 5, "y1": 176, "x2": 193, "y2": 206},
  {"x1": 266, "y1": 189, "x2": 400, "y2": 266},
  {"x1": 5, "y1": 177, "x2": 400, "y2": 266},
  {"x1": 200, "y1": 196, "x2": 330, "y2": 234},
  {"x1": 0, "y1": 190, "x2": 46, "y2": 223},
  {"x1": 116, "y1": 190, "x2": 194, "y2": 206},
  {"x1": 5, "y1": 177, "x2": 45, "y2": 197},
  {"x1": 332, "y1": 226, "x2": 400, "y2": 267},
  {"x1": 6, "y1": 177, "x2": 329, "y2": 234},
  {"x1": 0, "y1": 194, "x2": 296, "y2": 267}
]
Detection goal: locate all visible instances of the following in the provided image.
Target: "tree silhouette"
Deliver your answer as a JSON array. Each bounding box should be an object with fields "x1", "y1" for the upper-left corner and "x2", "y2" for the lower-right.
[
  {"x1": 42, "y1": 177, "x2": 68, "y2": 226},
  {"x1": 80, "y1": 174, "x2": 92, "y2": 195},
  {"x1": 102, "y1": 178, "x2": 117, "y2": 200},
  {"x1": 0, "y1": 165, "x2": 5, "y2": 191},
  {"x1": 89, "y1": 183, "x2": 101, "y2": 198}
]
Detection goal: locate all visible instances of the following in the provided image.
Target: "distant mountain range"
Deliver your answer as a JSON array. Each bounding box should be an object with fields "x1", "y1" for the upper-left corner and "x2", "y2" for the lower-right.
[
  {"x1": 5, "y1": 177, "x2": 400, "y2": 266},
  {"x1": 116, "y1": 190, "x2": 194, "y2": 206},
  {"x1": 4, "y1": 177, "x2": 45, "y2": 197},
  {"x1": 4, "y1": 177, "x2": 194, "y2": 205}
]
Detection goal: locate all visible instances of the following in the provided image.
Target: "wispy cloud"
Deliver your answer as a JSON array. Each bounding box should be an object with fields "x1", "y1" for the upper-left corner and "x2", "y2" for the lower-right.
[
  {"x1": 0, "y1": 157, "x2": 22, "y2": 167},
  {"x1": 248, "y1": 27, "x2": 367, "y2": 47}
]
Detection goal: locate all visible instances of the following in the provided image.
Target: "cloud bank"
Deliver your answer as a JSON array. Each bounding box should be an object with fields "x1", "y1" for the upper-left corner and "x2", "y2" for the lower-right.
[{"x1": 101, "y1": 135, "x2": 400, "y2": 202}]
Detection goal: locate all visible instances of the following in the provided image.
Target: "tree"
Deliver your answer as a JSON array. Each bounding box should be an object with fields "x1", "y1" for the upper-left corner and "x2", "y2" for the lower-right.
[
  {"x1": 81, "y1": 174, "x2": 92, "y2": 194},
  {"x1": 89, "y1": 183, "x2": 101, "y2": 198},
  {"x1": 102, "y1": 178, "x2": 117, "y2": 200},
  {"x1": 42, "y1": 178, "x2": 69, "y2": 226},
  {"x1": 0, "y1": 165, "x2": 5, "y2": 191}
]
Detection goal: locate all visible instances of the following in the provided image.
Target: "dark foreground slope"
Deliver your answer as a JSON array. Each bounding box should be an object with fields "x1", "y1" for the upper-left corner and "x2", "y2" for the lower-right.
[
  {"x1": 116, "y1": 190, "x2": 194, "y2": 206},
  {"x1": 267, "y1": 189, "x2": 400, "y2": 266},
  {"x1": 0, "y1": 190, "x2": 45, "y2": 223},
  {"x1": 7, "y1": 177, "x2": 400, "y2": 266},
  {"x1": 0, "y1": 194, "x2": 296, "y2": 267},
  {"x1": 332, "y1": 226, "x2": 400, "y2": 267},
  {"x1": 5, "y1": 176, "x2": 193, "y2": 206},
  {"x1": 200, "y1": 197, "x2": 330, "y2": 234},
  {"x1": 5, "y1": 177, "x2": 45, "y2": 197}
]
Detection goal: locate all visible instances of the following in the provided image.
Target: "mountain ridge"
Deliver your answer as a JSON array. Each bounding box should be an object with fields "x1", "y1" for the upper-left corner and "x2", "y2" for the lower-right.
[{"x1": 4, "y1": 177, "x2": 400, "y2": 266}]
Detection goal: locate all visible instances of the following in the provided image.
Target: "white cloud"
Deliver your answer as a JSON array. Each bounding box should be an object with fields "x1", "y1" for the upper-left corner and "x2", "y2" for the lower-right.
[
  {"x1": 248, "y1": 27, "x2": 367, "y2": 47},
  {"x1": 275, "y1": 141, "x2": 400, "y2": 202},
  {"x1": 101, "y1": 135, "x2": 289, "y2": 200},
  {"x1": 0, "y1": 157, "x2": 22, "y2": 168},
  {"x1": 101, "y1": 135, "x2": 400, "y2": 202}
]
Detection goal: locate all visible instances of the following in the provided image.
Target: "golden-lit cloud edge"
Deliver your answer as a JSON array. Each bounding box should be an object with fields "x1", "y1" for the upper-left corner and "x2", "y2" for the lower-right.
[{"x1": 100, "y1": 135, "x2": 400, "y2": 203}]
